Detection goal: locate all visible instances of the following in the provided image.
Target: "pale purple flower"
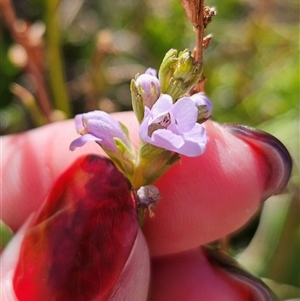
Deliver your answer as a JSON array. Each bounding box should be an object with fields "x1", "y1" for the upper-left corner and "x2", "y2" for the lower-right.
[
  {"x1": 135, "y1": 68, "x2": 160, "y2": 109},
  {"x1": 139, "y1": 94, "x2": 207, "y2": 157},
  {"x1": 190, "y1": 92, "x2": 213, "y2": 120},
  {"x1": 69, "y1": 111, "x2": 130, "y2": 151}
]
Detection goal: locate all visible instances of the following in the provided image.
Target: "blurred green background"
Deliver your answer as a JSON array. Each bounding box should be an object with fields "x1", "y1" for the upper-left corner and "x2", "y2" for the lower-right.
[{"x1": 1, "y1": 0, "x2": 299, "y2": 299}]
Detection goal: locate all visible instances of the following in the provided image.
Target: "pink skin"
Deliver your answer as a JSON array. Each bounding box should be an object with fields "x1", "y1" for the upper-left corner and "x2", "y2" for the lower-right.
[
  {"x1": 1, "y1": 111, "x2": 288, "y2": 299},
  {"x1": 149, "y1": 247, "x2": 253, "y2": 301}
]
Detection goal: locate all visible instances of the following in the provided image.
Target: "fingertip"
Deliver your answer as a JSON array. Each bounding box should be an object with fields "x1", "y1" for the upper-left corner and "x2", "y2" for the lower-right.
[
  {"x1": 1, "y1": 112, "x2": 139, "y2": 230},
  {"x1": 142, "y1": 121, "x2": 274, "y2": 256},
  {"x1": 224, "y1": 124, "x2": 292, "y2": 201}
]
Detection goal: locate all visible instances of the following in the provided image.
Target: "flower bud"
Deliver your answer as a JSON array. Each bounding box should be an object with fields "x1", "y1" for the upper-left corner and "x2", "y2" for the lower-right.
[
  {"x1": 69, "y1": 111, "x2": 130, "y2": 152},
  {"x1": 190, "y1": 92, "x2": 213, "y2": 123},
  {"x1": 158, "y1": 49, "x2": 203, "y2": 100},
  {"x1": 137, "y1": 185, "x2": 161, "y2": 219},
  {"x1": 69, "y1": 111, "x2": 136, "y2": 176},
  {"x1": 131, "y1": 68, "x2": 160, "y2": 122}
]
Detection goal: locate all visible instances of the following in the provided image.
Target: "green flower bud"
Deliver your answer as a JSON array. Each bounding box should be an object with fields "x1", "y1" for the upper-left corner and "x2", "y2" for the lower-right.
[
  {"x1": 130, "y1": 79, "x2": 144, "y2": 123},
  {"x1": 159, "y1": 49, "x2": 203, "y2": 100}
]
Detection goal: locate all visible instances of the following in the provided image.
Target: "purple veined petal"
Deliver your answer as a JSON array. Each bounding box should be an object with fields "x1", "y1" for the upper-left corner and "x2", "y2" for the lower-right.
[
  {"x1": 172, "y1": 97, "x2": 198, "y2": 132},
  {"x1": 69, "y1": 134, "x2": 102, "y2": 151},
  {"x1": 140, "y1": 122, "x2": 207, "y2": 157},
  {"x1": 150, "y1": 94, "x2": 173, "y2": 117},
  {"x1": 139, "y1": 93, "x2": 208, "y2": 156}
]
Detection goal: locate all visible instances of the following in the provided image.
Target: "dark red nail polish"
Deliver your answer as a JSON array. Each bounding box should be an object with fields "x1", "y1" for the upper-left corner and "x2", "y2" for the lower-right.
[
  {"x1": 13, "y1": 155, "x2": 138, "y2": 301},
  {"x1": 204, "y1": 245, "x2": 277, "y2": 300},
  {"x1": 224, "y1": 124, "x2": 292, "y2": 202}
]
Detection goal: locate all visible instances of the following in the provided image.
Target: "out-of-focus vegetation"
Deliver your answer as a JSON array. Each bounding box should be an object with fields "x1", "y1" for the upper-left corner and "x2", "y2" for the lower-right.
[{"x1": 1, "y1": 0, "x2": 299, "y2": 298}]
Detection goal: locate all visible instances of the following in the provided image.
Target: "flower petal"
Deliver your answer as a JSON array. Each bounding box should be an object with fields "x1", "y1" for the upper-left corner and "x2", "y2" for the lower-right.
[
  {"x1": 150, "y1": 94, "x2": 173, "y2": 117},
  {"x1": 135, "y1": 71, "x2": 160, "y2": 109},
  {"x1": 140, "y1": 121, "x2": 207, "y2": 157},
  {"x1": 139, "y1": 94, "x2": 208, "y2": 156},
  {"x1": 190, "y1": 92, "x2": 213, "y2": 119},
  {"x1": 139, "y1": 115, "x2": 152, "y2": 142},
  {"x1": 172, "y1": 97, "x2": 198, "y2": 132},
  {"x1": 70, "y1": 111, "x2": 130, "y2": 152},
  {"x1": 179, "y1": 124, "x2": 207, "y2": 156},
  {"x1": 69, "y1": 134, "x2": 102, "y2": 151},
  {"x1": 85, "y1": 111, "x2": 127, "y2": 141},
  {"x1": 151, "y1": 129, "x2": 185, "y2": 150},
  {"x1": 145, "y1": 68, "x2": 157, "y2": 77},
  {"x1": 74, "y1": 114, "x2": 84, "y2": 131}
]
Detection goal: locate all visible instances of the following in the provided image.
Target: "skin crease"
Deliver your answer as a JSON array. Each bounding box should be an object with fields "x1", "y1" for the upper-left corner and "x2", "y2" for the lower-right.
[{"x1": 1, "y1": 111, "x2": 274, "y2": 299}]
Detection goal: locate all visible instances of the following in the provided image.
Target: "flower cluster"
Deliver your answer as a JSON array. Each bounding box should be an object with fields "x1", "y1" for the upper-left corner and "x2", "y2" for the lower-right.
[
  {"x1": 139, "y1": 94, "x2": 208, "y2": 157},
  {"x1": 70, "y1": 48, "x2": 212, "y2": 189}
]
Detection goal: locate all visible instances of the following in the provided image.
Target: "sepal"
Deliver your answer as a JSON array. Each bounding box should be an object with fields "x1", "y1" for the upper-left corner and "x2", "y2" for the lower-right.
[
  {"x1": 136, "y1": 143, "x2": 180, "y2": 186},
  {"x1": 130, "y1": 79, "x2": 145, "y2": 123}
]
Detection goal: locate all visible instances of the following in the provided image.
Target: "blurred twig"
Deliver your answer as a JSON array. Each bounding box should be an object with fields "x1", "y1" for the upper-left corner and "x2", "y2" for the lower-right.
[
  {"x1": 0, "y1": 0, "x2": 52, "y2": 122},
  {"x1": 10, "y1": 84, "x2": 48, "y2": 127}
]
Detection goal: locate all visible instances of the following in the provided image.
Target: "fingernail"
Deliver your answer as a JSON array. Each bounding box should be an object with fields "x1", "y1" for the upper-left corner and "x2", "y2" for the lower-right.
[
  {"x1": 13, "y1": 155, "x2": 139, "y2": 301},
  {"x1": 204, "y1": 245, "x2": 277, "y2": 300},
  {"x1": 224, "y1": 124, "x2": 292, "y2": 202}
]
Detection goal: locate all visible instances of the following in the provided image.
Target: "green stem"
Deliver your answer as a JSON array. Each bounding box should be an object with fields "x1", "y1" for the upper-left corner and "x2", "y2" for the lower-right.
[
  {"x1": 131, "y1": 164, "x2": 145, "y2": 191},
  {"x1": 45, "y1": 0, "x2": 71, "y2": 117},
  {"x1": 130, "y1": 140, "x2": 147, "y2": 190}
]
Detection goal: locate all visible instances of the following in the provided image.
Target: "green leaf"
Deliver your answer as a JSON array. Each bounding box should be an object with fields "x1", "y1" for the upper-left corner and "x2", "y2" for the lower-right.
[{"x1": 0, "y1": 220, "x2": 14, "y2": 250}]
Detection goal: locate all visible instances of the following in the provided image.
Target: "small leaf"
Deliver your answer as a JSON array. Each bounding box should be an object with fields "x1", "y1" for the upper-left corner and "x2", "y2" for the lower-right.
[{"x1": 0, "y1": 220, "x2": 14, "y2": 251}]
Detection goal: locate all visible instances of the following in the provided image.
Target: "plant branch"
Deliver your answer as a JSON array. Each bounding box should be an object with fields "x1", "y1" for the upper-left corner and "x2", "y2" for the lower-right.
[
  {"x1": 0, "y1": 0, "x2": 53, "y2": 121},
  {"x1": 45, "y1": 0, "x2": 71, "y2": 118}
]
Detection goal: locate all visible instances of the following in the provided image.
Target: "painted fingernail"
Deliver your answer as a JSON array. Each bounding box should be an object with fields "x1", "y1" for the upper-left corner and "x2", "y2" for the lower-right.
[
  {"x1": 224, "y1": 124, "x2": 292, "y2": 202},
  {"x1": 204, "y1": 245, "x2": 277, "y2": 300},
  {"x1": 13, "y1": 155, "x2": 139, "y2": 301}
]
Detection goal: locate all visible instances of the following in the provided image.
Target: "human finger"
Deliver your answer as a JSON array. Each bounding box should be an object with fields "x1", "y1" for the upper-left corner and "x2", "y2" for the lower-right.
[{"x1": 1, "y1": 113, "x2": 291, "y2": 257}]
